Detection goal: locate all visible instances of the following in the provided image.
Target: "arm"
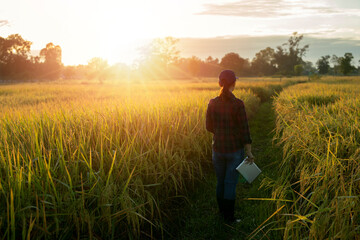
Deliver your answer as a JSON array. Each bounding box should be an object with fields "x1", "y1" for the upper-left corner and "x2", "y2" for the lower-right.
[
  {"x1": 238, "y1": 101, "x2": 255, "y2": 162},
  {"x1": 244, "y1": 144, "x2": 255, "y2": 163},
  {"x1": 206, "y1": 100, "x2": 214, "y2": 133}
]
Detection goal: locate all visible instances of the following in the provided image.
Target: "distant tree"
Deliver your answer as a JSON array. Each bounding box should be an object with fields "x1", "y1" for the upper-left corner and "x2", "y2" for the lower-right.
[
  {"x1": 62, "y1": 64, "x2": 89, "y2": 80},
  {"x1": 87, "y1": 57, "x2": 109, "y2": 83},
  {"x1": 40, "y1": 43, "x2": 61, "y2": 64},
  {"x1": 139, "y1": 37, "x2": 180, "y2": 78},
  {"x1": 331, "y1": 55, "x2": 339, "y2": 75},
  {"x1": 63, "y1": 65, "x2": 77, "y2": 79},
  {"x1": 145, "y1": 37, "x2": 179, "y2": 67},
  {"x1": 168, "y1": 57, "x2": 189, "y2": 78},
  {"x1": 40, "y1": 43, "x2": 62, "y2": 80},
  {"x1": 273, "y1": 32, "x2": 309, "y2": 75},
  {"x1": 0, "y1": 34, "x2": 33, "y2": 80},
  {"x1": 220, "y1": 52, "x2": 250, "y2": 76},
  {"x1": 202, "y1": 56, "x2": 221, "y2": 77},
  {"x1": 294, "y1": 64, "x2": 304, "y2": 76},
  {"x1": 251, "y1": 47, "x2": 277, "y2": 76},
  {"x1": 205, "y1": 56, "x2": 219, "y2": 65},
  {"x1": 316, "y1": 55, "x2": 330, "y2": 74},
  {"x1": 0, "y1": 34, "x2": 32, "y2": 63},
  {"x1": 188, "y1": 56, "x2": 202, "y2": 77},
  {"x1": 156, "y1": 37, "x2": 179, "y2": 66},
  {"x1": 109, "y1": 63, "x2": 130, "y2": 80},
  {"x1": 338, "y1": 53, "x2": 355, "y2": 75},
  {"x1": 303, "y1": 61, "x2": 317, "y2": 76},
  {"x1": 74, "y1": 64, "x2": 88, "y2": 79}
]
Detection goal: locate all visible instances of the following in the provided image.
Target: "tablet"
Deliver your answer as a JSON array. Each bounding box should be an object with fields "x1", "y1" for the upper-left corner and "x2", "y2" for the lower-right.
[{"x1": 236, "y1": 157, "x2": 262, "y2": 183}]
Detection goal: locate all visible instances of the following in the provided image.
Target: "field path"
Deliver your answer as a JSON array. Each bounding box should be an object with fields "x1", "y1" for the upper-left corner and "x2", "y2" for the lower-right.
[{"x1": 173, "y1": 101, "x2": 283, "y2": 240}]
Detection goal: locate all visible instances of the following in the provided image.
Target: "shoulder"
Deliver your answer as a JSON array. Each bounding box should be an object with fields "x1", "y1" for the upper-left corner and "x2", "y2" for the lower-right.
[
  {"x1": 208, "y1": 96, "x2": 220, "y2": 105},
  {"x1": 234, "y1": 97, "x2": 245, "y2": 107}
]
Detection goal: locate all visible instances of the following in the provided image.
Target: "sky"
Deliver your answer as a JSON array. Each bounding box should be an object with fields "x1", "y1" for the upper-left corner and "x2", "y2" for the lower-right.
[{"x1": 1, "y1": 0, "x2": 359, "y2": 66}]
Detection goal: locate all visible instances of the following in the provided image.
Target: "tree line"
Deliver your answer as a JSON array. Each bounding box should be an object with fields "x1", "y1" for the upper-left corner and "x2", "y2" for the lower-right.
[{"x1": 0, "y1": 32, "x2": 358, "y2": 82}]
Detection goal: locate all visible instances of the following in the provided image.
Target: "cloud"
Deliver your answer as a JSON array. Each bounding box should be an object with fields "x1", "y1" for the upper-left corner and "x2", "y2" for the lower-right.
[
  {"x1": 198, "y1": 0, "x2": 289, "y2": 18},
  {"x1": 177, "y1": 35, "x2": 360, "y2": 64},
  {"x1": 0, "y1": 20, "x2": 9, "y2": 27},
  {"x1": 197, "y1": 0, "x2": 360, "y2": 18}
]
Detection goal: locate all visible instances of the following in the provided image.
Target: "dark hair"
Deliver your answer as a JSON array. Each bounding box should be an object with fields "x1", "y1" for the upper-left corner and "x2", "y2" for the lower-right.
[
  {"x1": 218, "y1": 70, "x2": 236, "y2": 99},
  {"x1": 219, "y1": 81, "x2": 234, "y2": 99}
]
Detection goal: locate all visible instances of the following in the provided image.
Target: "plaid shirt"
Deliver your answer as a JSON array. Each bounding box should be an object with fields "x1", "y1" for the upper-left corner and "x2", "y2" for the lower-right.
[{"x1": 206, "y1": 92, "x2": 252, "y2": 153}]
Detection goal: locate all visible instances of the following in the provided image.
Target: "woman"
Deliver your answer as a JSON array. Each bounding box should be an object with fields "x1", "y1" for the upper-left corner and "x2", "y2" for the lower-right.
[{"x1": 206, "y1": 69, "x2": 254, "y2": 223}]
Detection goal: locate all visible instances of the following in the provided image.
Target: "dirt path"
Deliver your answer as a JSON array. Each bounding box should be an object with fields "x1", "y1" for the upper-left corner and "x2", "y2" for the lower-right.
[{"x1": 173, "y1": 101, "x2": 283, "y2": 240}]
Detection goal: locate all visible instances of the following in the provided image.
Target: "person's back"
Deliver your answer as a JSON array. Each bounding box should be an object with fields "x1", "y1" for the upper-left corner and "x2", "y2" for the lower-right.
[
  {"x1": 207, "y1": 92, "x2": 251, "y2": 154},
  {"x1": 206, "y1": 70, "x2": 254, "y2": 223}
]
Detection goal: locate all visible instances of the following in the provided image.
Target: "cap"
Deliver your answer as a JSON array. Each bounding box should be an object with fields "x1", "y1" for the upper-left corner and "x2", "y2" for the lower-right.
[{"x1": 219, "y1": 70, "x2": 237, "y2": 87}]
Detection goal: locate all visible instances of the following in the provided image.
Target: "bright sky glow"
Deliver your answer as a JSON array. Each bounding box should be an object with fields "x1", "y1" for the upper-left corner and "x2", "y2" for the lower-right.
[{"x1": 1, "y1": 0, "x2": 359, "y2": 65}]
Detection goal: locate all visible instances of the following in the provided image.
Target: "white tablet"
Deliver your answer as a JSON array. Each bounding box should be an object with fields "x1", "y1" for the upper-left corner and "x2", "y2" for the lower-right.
[{"x1": 236, "y1": 157, "x2": 262, "y2": 183}]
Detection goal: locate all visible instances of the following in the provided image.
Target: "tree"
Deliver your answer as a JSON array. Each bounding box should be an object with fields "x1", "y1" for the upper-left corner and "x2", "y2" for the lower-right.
[
  {"x1": 331, "y1": 55, "x2": 339, "y2": 75},
  {"x1": 40, "y1": 42, "x2": 62, "y2": 80},
  {"x1": 188, "y1": 56, "x2": 202, "y2": 77},
  {"x1": 86, "y1": 57, "x2": 109, "y2": 83},
  {"x1": 316, "y1": 55, "x2": 330, "y2": 74},
  {"x1": 273, "y1": 32, "x2": 309, "y2": 75},
  {"x1": 220, "y1": 52, "x2": 250, "y2": 76},
  {"x1": 0, "y1": 34, "x2": 33, "y2": 80},
  {"x1": 203, "y1": 56, "x2": 221, "y2": 77},
  {"x1": 303, "y1": 61, "x2": 317, "y2": 76},
  {"x1": 338, "y1": 53, "x2": 355, "y2": 75},
  {"x1": 205, "y1": 56, "x2": 219, "y2": 65},
  {"x1": 108, "y1": 63, "x2": 130, "y2": 80},
  {"x1": 144, "y1": 37, "x2": 179, "y2": 67},
  {"x1": 40, "y1": 43, "x2": 61, "y2": 64},
  {"x1": 139, "y1": 37, "x2": 180, "y2": 78},
  {"x1": 0, "y1": 34, "x2": 32, "y2": 63},
  {"x1": 294, "y1": 64, "x2": 304, "y2": 76},
  {"x1": 63, "y1": 65, "x2": 77, "y2": 79},
  {"x1": 155, "y1": 37, "x2": 179, "y2": 66},
  {"x1": 251, "y1": 47, "x2": 277, "y2": 76}
]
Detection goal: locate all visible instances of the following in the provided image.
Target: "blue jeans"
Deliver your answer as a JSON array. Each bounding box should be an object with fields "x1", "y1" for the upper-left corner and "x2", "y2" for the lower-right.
[{"x1": 212, "y1": 149, "x2": 245, "y2": 200}]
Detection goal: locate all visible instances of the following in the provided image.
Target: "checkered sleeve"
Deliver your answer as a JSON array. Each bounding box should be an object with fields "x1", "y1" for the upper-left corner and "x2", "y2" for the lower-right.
[{"x1": 206, "y1": 99, "x2": 214, "y2": 133}]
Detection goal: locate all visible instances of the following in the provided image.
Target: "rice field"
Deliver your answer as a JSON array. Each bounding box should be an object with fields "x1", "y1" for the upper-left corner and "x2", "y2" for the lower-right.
[
  {"x1": 270, "y1": 77, "x2": 360, "y2": 239},
  {"x1": 0, "y1": 78, "x2": 286, "y2": 239},
  {"x1": 2, "y1": 76, "x2": 358, "y2": 239}
]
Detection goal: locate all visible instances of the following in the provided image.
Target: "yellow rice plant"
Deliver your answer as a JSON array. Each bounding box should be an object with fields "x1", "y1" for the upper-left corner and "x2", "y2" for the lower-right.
[
  {"x1": 271, "y1": 78, "x2": 360, "y2": 239},
  {"x1": 0, "y1": 82, "x2": 262, "y2": 238}
]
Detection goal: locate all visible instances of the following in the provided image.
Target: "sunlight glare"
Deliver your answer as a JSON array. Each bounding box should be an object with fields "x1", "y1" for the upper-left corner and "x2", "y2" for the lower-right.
[{"x1": 87, "y1": 1, "x2": 171, "y2": 65}]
